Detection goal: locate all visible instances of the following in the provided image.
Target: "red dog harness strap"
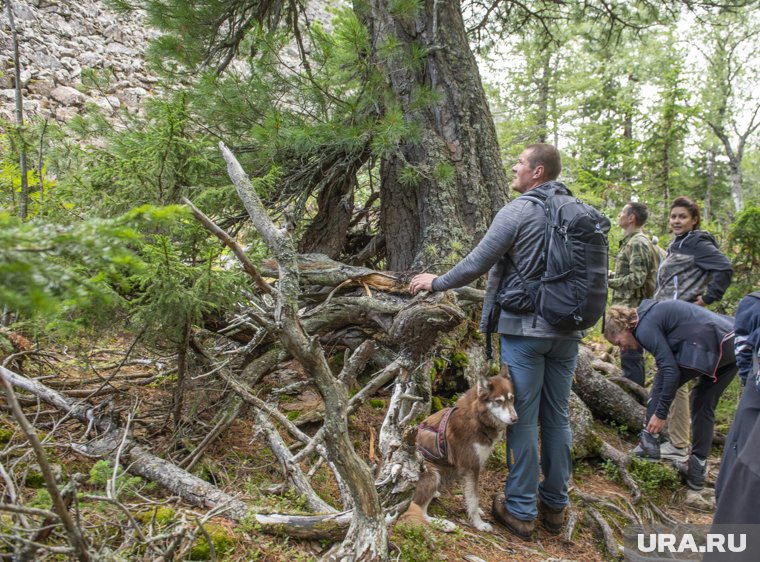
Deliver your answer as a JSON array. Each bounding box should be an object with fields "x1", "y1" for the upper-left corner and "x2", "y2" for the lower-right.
[{"x1": 417, "y1": 407, "x2": 457, "y2": 463}]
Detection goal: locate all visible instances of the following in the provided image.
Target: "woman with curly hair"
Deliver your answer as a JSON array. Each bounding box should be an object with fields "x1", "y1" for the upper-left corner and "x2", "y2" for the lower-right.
[{"x1": 604, "y1": 300, "x2": 737, "y2": 490}]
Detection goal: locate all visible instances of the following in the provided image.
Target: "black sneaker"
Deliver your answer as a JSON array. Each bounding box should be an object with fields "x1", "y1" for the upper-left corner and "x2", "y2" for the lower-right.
[
  {"x1": 675, "y1": 454, "x2": 707, "y2": 490},
  {"x1": 633, "y1": 429, "x2": 660, "y2": 460}
]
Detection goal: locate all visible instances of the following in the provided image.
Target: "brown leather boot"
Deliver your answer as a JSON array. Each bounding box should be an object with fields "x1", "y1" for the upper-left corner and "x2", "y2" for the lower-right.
[
  {"x1": 491, "y1": 495, "x2": 534, "y2": 541},
  {"x1": 538, "y1": 498, "x2": 567, "y2": 534}
]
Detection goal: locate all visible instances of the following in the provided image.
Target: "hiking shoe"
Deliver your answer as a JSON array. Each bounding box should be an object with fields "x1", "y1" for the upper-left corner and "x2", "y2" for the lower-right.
[
  {"x1": 633, "y1": 430, "x2": 660, "y2": 460},
  {"x1": 659, "y1": 441, "x2": 689, "y2": 462},
  {"x1": 538, "y1": 498, "x2": 567, "y2": 534},
  {"x1": 675, "y1": 454, "x2": 707, "y2": 491},
  {"x1": 491, "y1": 495, "x2": 534, "y2": 541}
]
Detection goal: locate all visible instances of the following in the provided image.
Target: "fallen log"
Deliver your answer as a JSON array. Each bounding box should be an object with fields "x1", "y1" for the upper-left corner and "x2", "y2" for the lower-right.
[{"x1": 572, "y1": 348, "x2": 646, "y2": 432}]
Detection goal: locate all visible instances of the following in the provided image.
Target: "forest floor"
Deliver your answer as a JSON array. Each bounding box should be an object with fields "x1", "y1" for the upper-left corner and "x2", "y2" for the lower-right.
[{"x1": 0, "y1": 332, "x2": 728, "y2": 561}]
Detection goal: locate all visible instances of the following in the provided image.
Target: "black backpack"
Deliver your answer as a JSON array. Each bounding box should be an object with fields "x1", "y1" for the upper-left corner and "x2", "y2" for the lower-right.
[{"x1": 505, "y1": 186, "x2": 611, "y2": 331}]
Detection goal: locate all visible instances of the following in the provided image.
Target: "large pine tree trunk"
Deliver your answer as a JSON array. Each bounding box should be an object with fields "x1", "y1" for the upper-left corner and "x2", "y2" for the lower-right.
[{"x1": 368, "y1": 0, "x2": 509, "y2": 271}]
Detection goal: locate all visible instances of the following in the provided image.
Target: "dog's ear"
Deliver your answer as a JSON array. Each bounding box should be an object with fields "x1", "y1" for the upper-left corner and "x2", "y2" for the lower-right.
[
  {"x1": 499, "y1": 363, "x2": 512, "y2": 381},
  {"x1": 477, "y1": 374, "x2": 491, "y2": 395}
]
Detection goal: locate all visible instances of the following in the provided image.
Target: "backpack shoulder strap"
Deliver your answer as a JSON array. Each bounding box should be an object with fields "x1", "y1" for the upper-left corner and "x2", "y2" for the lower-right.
[{"x1": 520, "y1": 193, "x2": 546, "y2": 207}]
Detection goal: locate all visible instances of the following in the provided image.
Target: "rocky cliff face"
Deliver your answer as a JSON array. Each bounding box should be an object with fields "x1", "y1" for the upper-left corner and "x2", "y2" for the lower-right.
[{"x1": 1, "y1": 0, "x2": 156, "y2": 123}]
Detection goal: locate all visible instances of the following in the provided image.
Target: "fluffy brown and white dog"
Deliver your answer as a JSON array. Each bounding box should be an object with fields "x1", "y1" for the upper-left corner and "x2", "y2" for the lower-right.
[{"x1": 399, "y1": 364, "x2": 518, "y2": 531}]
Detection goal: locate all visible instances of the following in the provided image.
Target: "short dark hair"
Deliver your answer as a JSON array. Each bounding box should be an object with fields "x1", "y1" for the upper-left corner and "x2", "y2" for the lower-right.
[
  {"x1": 670, "y1": 196, "x2": 701, "y2": 229},
  {"x1": 625, "y1": 202, "x2": 649, "y2": 227},
  {"x1": 525, "y1": 143, "x2": 561, "y2": 181}
]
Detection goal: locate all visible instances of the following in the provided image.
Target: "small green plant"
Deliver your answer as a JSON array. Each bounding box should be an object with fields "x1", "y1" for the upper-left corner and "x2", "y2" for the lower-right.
[
  {"x1": 601, "y1": 458, "x2": 619, "y2": 481},
  {"x1": 369, "y1": 398, "x2": 385, "y2": 409},
  {"x1": 89, "y1": 459, "x2": 144, "y2": 498},
  {"x1": 430, "y1": 396, "x2": 443, "y2": 412},
  {"x1": 628, "y1": 458, "x2": 680, "y2": 497},
  {"x1": 239, "y1": 509, "x2": 263, "y2": 534},
  {"x1": 29, "y1": 488, "x2": 52, "y2": 510},
  {"x1": 24, "y1": 471, "x2": 45, "y2": 489},
  {"x1": 391, "y1": 522, "x2": 448, "y2": 562},
  {"x1": 609, "y1": 420, "x2": 630, "y2": 435}
]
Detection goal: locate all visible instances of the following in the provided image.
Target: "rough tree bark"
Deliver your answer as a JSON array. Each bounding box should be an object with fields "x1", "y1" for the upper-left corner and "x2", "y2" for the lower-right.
[{"x1": 367, "y1": 0, "x2": 509, "y2": 270}]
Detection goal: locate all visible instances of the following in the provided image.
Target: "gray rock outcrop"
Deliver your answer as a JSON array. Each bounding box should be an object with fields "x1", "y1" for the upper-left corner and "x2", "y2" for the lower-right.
[{"x1": 0, "y1": 0, "x2": 157, "y2": 123}]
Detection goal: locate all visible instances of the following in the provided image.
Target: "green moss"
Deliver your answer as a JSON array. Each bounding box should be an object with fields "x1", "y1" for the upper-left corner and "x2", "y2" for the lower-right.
[
  {"x1": 136, "y1": 506, "x2": 177, "y2": 526},
  {"x1": 430, "y1": 396, "x2": 443, "y2": 412},
  {"x1": 600, "y1": 457, "x2": 680, "y2": 499},
  {"x1": 391, "y1": 522, "x2": 448, "y2": 562},
  {"x1": 287, "y1": 410, "x2": 301, "y2": 421},
  {"x1": 189, "y1": 523, "x2": 235, "y2": 560},
  {"x1": 25, "y1": 472, "x2": 45, "y2": 489},
  {"x1": 369, "y1": 398, "x2": 385, "y2": 409},
  {"x1": 450, "y1": 352, "x2": 469, "y2": 368},
  {"x1": 0, "y1": 428, "x2": 14, "y2": 445},
  {"x1": 29, "y1": 488, "x2": 52, "y2": 510}
]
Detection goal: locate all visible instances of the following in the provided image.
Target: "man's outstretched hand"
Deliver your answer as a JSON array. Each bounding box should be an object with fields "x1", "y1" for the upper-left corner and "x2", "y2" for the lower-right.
[{"x1": 409, "y1": 273, "x2": 438, "y2": 294}]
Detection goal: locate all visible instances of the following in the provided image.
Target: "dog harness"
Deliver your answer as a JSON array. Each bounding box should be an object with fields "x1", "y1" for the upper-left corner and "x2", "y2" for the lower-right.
[{"x1": 417, "y1": 407, "x2": 457, "y2": 463}]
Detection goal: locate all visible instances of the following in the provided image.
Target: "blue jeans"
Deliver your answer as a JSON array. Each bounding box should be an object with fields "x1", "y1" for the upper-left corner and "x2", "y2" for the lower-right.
[{"x1": 500, "y1": 334, "x2": 579, "y2": 520}]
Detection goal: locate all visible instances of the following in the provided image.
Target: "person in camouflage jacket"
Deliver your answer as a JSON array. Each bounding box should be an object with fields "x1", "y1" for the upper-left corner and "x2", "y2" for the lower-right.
[{"x1": 609, "y1": 202, "x2": 658, "y2": 385}]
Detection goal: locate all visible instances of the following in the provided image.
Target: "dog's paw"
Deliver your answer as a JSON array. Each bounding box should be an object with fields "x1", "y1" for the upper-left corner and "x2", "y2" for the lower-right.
[
  {"x1": 472, "y1": 520, "x2": 493, "y2": 532},
  {"x1": 430, "y1": 518, "x2": 457, "y2": 533}
]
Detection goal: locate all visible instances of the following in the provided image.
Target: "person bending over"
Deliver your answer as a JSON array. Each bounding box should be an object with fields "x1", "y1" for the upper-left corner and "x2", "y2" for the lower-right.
[{"x1": 604, "y1": 300, "x2": 736, "y2": 490}]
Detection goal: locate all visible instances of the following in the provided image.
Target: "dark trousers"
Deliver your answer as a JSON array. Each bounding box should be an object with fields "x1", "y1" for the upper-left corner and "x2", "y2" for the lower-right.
[
  {"x1": 714, "y1": 383, "x2": 760, "y2": 504},
  {"x1": 620, "y1": 347, "x2": 645, "y2": 386},
  {"x1": 646, "y1": 364, "x2": 737, "y2": 459}
]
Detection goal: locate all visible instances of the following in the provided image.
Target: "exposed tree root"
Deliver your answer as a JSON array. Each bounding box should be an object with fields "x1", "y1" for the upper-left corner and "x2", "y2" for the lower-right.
[
  {"x1": 598, "y1": 441, "x2": 641, "y2": 504},
  {"x1": 586, "y1": 506, "x2": 623, "y2": 560}
]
